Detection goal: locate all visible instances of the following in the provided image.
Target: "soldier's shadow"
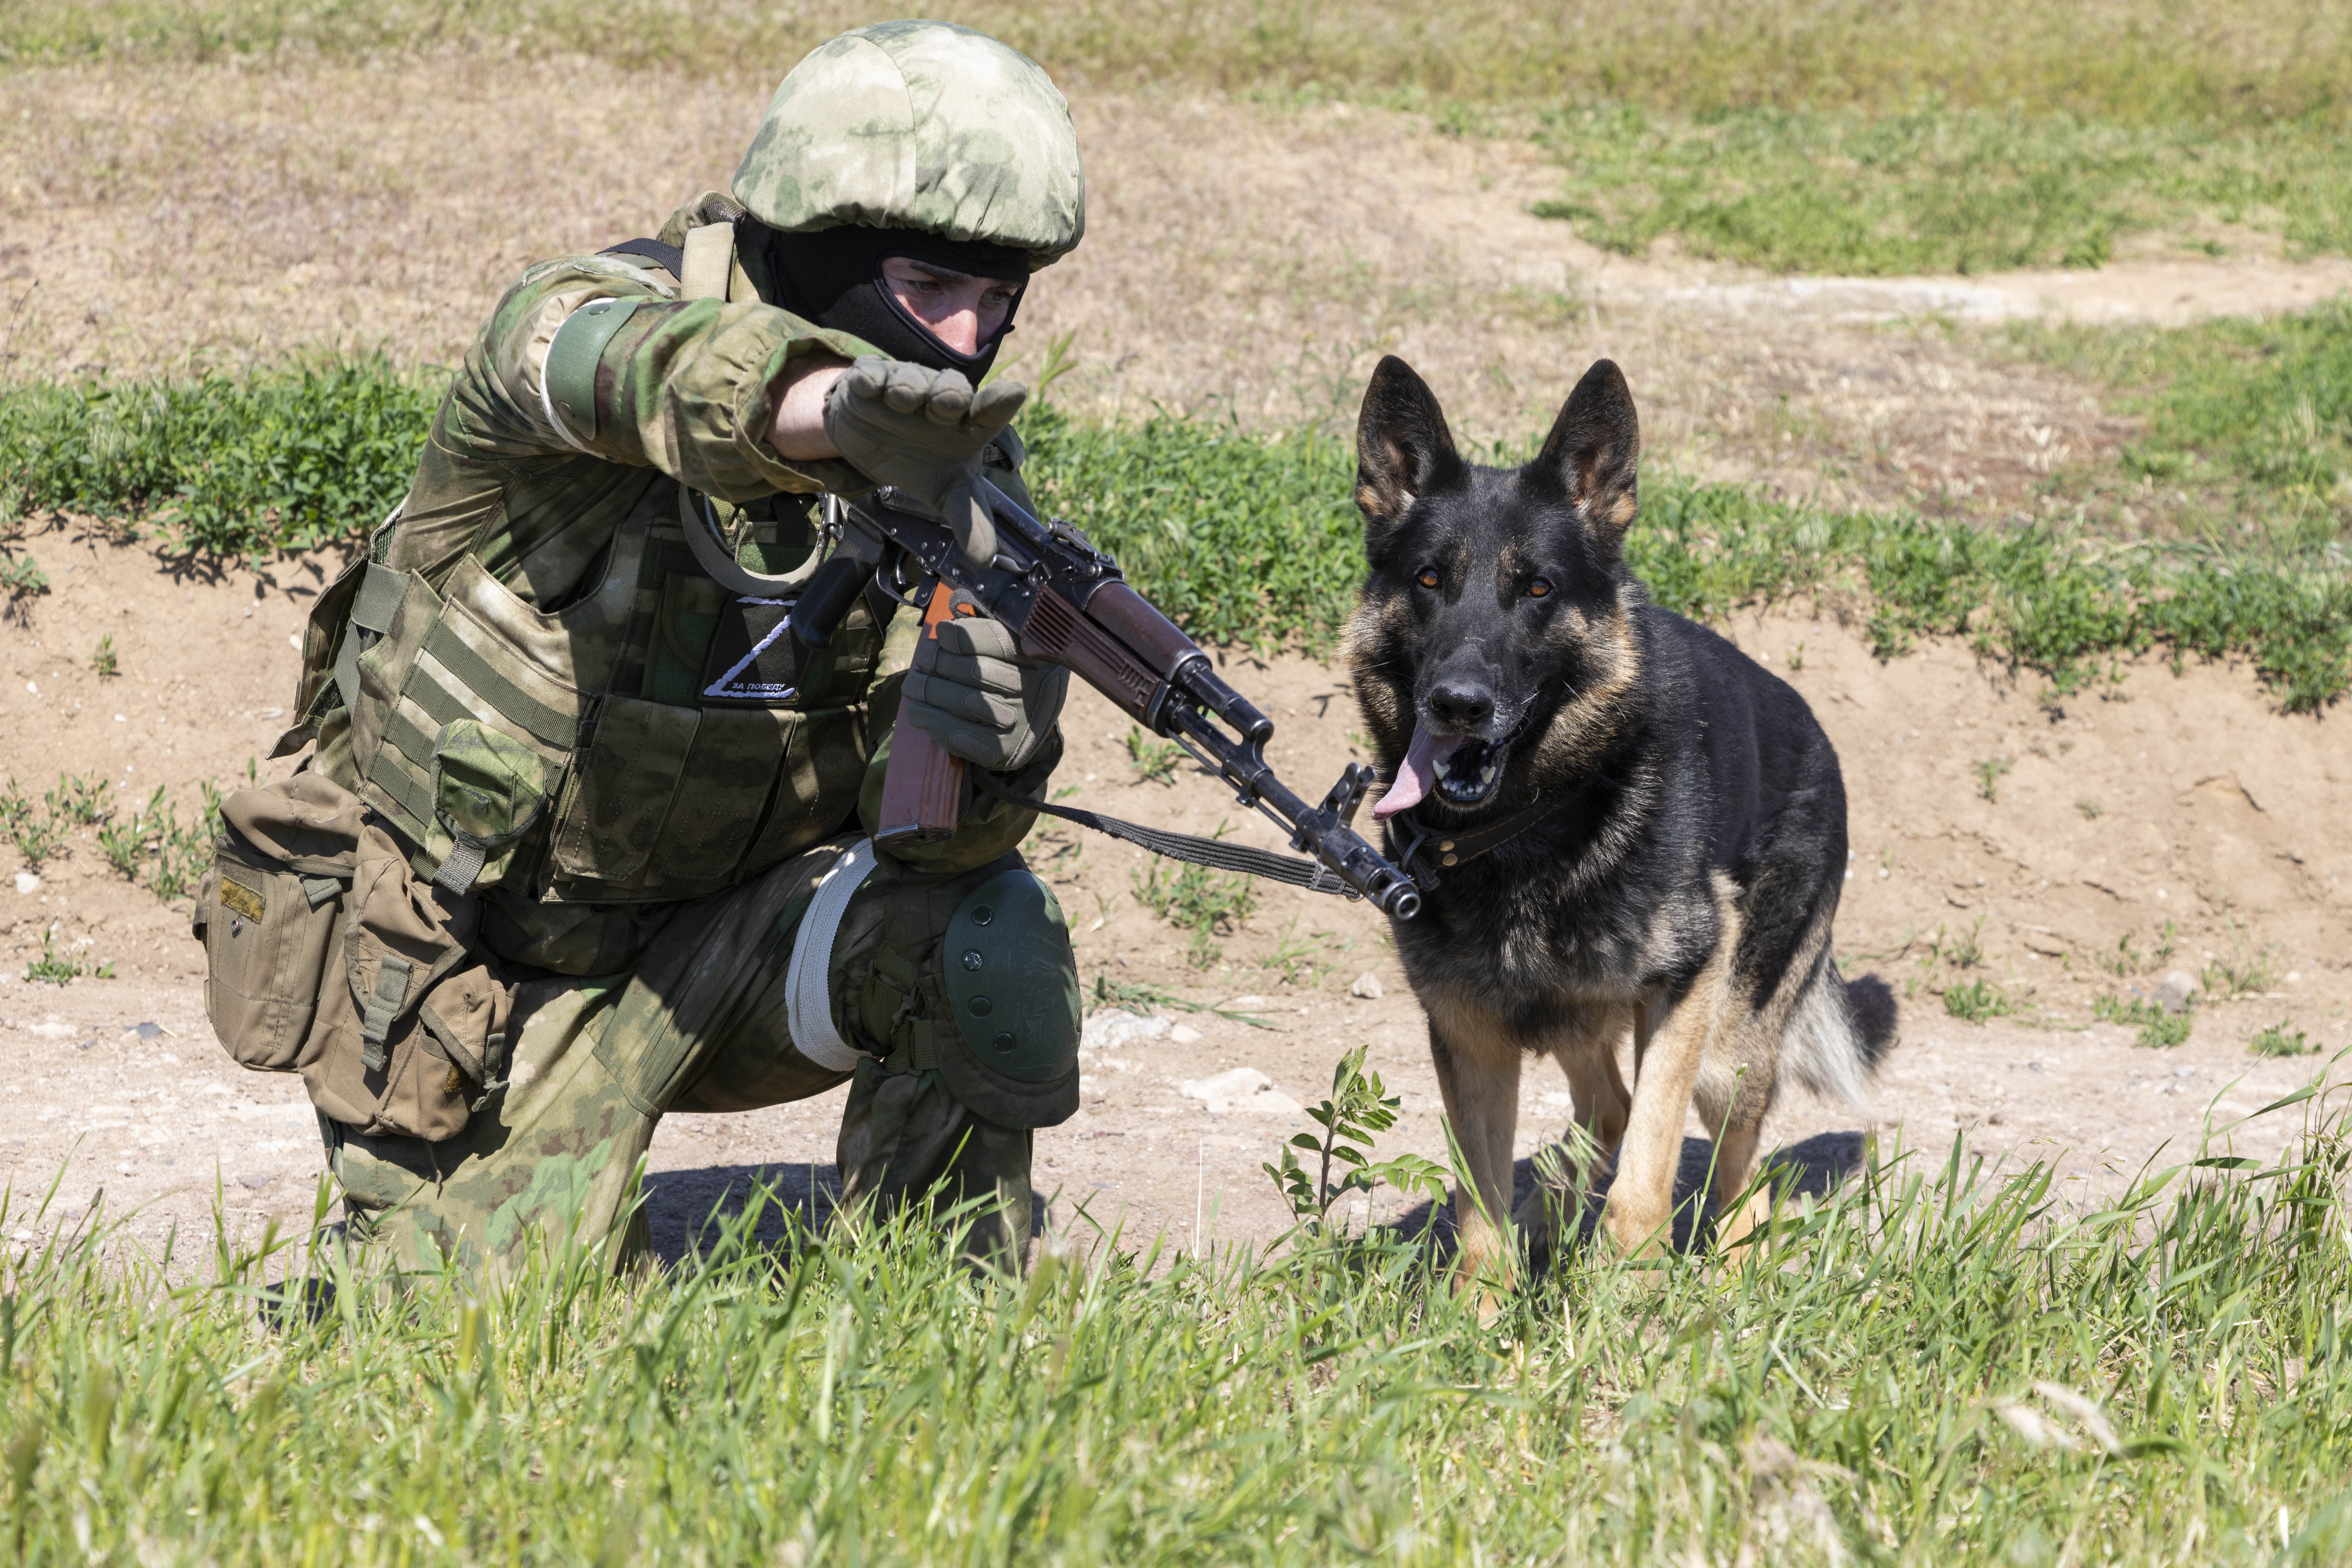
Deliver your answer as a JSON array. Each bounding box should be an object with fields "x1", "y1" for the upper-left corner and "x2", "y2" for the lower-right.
[
  {"x1": 1388, "y1": 1130, "x2": 1870, "y2": 1261},
  {"x1": 639, "y1": 1164, "x2": 1053, "y2": 1265},
  {"x1": 640, "y1": 1163, "x2": 842, "y2": 1264}
]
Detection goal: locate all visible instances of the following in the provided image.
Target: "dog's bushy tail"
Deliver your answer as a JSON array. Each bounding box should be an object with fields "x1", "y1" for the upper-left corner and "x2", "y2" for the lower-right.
[{"x1": 1783, "y1": 946, "x2": 1890, "y2": 1112}]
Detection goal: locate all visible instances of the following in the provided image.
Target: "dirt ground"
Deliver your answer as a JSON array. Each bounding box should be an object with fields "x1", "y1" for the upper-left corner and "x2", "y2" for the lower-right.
[
  {"x1": 4, "y1": 533, "x2": 2346, "y2": 1263},
  {"x1": 2, "y1": 63, "x2": 2349, "y2": 1267}
]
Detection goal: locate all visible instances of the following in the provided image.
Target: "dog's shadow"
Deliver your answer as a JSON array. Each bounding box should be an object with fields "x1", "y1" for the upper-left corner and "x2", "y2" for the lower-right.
[{"x1": 1388, "y1": 1129, "x2": 1871, "y2": 1261}]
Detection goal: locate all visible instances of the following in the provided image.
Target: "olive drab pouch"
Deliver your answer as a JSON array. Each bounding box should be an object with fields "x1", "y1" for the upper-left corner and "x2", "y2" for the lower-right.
[
  {"x1": 427, "y1": 718, "x2": 550, "y2": 895},
  {"x1": 301, "y1": 825, "x2": 511, "y2": 1143},
  {"x1": 194, "y1": 775, "x2": 367, "y2": 1072}
]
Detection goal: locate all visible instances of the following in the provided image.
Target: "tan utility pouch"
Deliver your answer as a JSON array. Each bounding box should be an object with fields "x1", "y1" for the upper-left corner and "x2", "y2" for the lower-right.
[
  {"x1": 195, "y1": 775, "x2": 366, "y2": 1071},
  {"x1": 301, "y1": 827, "x2": 510, "y2": 1142},
  {"x1": 193, "y1": 773, "x2": 509, "y2": 1141}
]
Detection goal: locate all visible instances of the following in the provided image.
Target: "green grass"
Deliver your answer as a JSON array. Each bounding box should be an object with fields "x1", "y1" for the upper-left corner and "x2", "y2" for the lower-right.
[
  {"x1": 1941, "y1": 976, "x2": 2014, "y2": 1023},
  {"x1": 4, "y1": 359, "x2": 2348, "y2": 708},
  {"x1": 0, "y1": 355, "x2": 439, "y2": 558},
  {"x1": 2096, "y1": 993, "x2": 2197, "y2": 1050},
  {"x1": 2, "y1": 0, "x2": 2346, "y2": 131},
  {"x1": 2250, "y1": 1021, "x2": 2316, "y2": 1057},
  {"x1": 1132, "y1": 846, "x2": 1261, "y2": 968},
  {"x1": 3, "y1": 1088, "x2": 2348, "y2": 1563},
  {"x1": 1530, "y1": 106, "x2": 2352, "y2": 275},
  {"x1": 5, "y1": 770, "x2": 226, "y2": 898},
  {"x1": 2023, "y1": 298, "x2": 2352, "y2": 513},
  {"x1": 21, "y1": 929, "x2": 115, "y2": 984}
]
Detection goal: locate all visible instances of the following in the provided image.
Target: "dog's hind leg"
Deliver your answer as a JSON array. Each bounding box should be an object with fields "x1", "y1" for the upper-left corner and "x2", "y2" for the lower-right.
[
  {"x1": 1693, "y1": 1030, "x2": 1777, "y2": 1259},
  {"x1": 1556, "y1": 1003, "x2": 1634, "y2": 1160},
  {"x1": 1513, "y1": 1003, "x2": 1635, "y2": 1268},
  {"x1": 1426, "y1": 994, "x2": 1523, "y2": 1290}
]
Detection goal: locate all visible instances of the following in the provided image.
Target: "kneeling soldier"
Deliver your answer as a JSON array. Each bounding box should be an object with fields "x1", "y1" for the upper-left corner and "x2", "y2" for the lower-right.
[{"x1": 210, "y1": 21, "x2": 1089, "y2": 1271}]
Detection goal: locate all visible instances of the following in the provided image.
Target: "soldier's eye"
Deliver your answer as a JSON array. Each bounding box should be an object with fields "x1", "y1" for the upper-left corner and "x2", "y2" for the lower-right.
[
  {"x1": 1528, "y1": 578, "x2": 1553, "y2": 599},
  {"x1": 1416, "y1": 567, "x2": 1440, "y2": 590}
]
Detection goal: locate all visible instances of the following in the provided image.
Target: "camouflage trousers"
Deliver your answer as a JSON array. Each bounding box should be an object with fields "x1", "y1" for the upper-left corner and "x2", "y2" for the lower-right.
[{"x1": 321, "y1": 837, "x2": 1072, "y2": 1274}]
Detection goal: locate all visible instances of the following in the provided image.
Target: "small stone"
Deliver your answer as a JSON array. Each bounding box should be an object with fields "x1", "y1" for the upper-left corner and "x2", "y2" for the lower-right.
[
  {"x1": 1079, "y1": 1009, "x2": 1169, "y2": 1052},
  {"x1": 2174, "y1": 1066, "x2": 2195, "y2": 1079},
  {"x1": 1169, "y1": 1023, "x2": 1203, "y2": 1044},
  {"x1": 12, "y1": 872, "x2": 37, "y2": 895},
  {"x1": 1225, "y1": 995, "x2": 1269, "y2": 1009},
  {"x1": 237, "y1": 1173, "x2": 271, "y2": 1190},
  {"x1": 2156, "y1": 971, "x2": 2199, "y2": 1014},
  {"x1": 1180, "y1": 1067, "x2": 1303, "y2": 1116},
  {"x1": 1349, "y1": 972, "x2": 1384, "y2": 1000}
]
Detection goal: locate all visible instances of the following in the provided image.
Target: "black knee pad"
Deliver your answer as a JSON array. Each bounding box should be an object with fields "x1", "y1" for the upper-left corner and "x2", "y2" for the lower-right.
[{"x1": 832, "y1": 856, "x2": 1080, "y2": 1129}]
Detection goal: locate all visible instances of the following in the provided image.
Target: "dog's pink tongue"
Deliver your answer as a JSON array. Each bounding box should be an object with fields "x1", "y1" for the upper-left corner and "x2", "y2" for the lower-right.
[{"x1": 1373, "y1": 725, "x2": 1468, "y2": 819}]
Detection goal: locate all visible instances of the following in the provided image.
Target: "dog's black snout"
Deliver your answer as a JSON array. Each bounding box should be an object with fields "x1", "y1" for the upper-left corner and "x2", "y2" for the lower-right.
[{"x1": 1428, "y1": 680, "x2": 1495, "y2": 730}]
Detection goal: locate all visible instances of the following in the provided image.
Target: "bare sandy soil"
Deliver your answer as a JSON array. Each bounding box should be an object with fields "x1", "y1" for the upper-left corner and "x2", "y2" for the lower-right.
[
  {"x1": 3, "y1": 531, "x2": 2346, "y2": 1265},
  {"x1": 3, "y1": 62, "x2": 2349, "y2": 1267}
]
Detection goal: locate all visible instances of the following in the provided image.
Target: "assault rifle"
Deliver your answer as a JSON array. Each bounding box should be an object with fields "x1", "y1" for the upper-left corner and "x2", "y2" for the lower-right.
[{"x1": 778, "y1": 478, "x2": 1421, "y2": 919}]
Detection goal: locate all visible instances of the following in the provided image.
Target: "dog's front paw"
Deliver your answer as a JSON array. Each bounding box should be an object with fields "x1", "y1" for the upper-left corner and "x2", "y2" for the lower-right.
[{"x1": 1601, "y1": 1200, "x2": 1672, "y2": 1260}]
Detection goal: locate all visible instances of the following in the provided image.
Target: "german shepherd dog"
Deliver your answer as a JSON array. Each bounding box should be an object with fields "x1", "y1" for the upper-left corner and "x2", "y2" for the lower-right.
[{"x1": 1346, "y1": 355, "x2": 1884, "y2": 1278}]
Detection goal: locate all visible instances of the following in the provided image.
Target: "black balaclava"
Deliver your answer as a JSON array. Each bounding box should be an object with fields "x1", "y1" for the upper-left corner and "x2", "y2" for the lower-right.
[{"x1": 764, "y1": 224, "x2": 1031, "y2": 382}]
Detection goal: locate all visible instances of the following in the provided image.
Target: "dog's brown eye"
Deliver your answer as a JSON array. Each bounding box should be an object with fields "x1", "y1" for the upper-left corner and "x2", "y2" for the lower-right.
[
  {"x1": 1528, "y1": 578, "x2": 1553, "y2": 599},
  {"x1": 1416, "y1": 567, "x2": 1441, "y2": 590}
]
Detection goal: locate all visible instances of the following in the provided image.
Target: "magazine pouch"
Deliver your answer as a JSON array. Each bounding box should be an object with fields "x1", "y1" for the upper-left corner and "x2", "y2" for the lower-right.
[{"x1": 301, "y1": 822, "x2": 510, "y2": 1143}]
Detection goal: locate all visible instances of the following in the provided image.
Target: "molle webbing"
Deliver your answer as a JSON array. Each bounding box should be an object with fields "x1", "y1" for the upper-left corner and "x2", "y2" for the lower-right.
[
  {"x1": 359, "y1": 953, "x2": 414, "y2": 1073},
  {"x1": 357, "y1": 576, "x2": 584, "y2": 855},
  {"x1": 335, "y1": 561, "x2": 412, "y2": 716},
  {"x1": 416, "y1": 621, "x2": 575, "y2": 746}
]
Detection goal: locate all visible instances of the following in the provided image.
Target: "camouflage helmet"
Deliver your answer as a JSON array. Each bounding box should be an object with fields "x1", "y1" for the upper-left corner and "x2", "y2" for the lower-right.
[{"x1": 734, "y1": 21, "x2": 1086, "y2": 268}]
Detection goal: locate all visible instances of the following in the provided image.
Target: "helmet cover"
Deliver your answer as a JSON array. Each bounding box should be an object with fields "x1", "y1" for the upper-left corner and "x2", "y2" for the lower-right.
[{"x1": 734, "y1": 20, "x2": 1086, "y2": 268}]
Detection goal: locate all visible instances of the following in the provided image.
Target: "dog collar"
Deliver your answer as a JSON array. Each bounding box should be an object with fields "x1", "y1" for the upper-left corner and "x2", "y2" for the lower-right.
[{"x1": 1382, "y1": 798, "x2": 1558, "y2": 891}]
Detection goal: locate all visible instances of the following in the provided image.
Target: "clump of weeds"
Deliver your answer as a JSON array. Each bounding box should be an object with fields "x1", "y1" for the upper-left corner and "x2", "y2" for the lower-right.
[
  {"x1": 2248, "y1": 1021, "x2": 2313, "y2": 1057},
  {"x1": 2097, "y1": 992, "x2": 2193, "y2": 1048}
]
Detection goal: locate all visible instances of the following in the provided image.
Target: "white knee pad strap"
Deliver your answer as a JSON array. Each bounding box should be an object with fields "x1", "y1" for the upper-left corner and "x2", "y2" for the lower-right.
[{"x1": 785, "y1": 838, "x2": 878, "y2": 1072}]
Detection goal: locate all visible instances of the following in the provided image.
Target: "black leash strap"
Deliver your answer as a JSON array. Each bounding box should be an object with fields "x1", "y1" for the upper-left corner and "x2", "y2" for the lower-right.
[{"x1": 970, "y1": 770, "x2": 1349, "y2": 896}]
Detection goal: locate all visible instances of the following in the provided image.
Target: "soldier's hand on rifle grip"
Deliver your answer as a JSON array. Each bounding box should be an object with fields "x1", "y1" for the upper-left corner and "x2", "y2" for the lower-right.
[
  {"x1": 822, "y1": 356, "x2": 1027, "y2": 567},
  {"x1": 904, "y1": 609, "x2": 1069, "y2": 771}
]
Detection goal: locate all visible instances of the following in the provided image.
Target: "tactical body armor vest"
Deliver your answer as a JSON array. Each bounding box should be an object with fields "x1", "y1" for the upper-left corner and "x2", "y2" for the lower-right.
[{"x1": 320, "y1": 483, "x2": 892, "y2": 908}]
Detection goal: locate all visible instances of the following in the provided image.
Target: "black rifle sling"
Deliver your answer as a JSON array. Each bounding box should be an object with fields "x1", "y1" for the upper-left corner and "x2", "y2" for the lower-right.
[{"x1": 968, "y1": 770, "x2": 1348, "y2": 897}]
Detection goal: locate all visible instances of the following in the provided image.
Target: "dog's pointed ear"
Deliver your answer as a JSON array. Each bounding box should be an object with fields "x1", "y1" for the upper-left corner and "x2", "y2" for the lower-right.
[
  {"x1": 1532, "y1": 358, "x2": 1641, "y2": 551},
  {"x1": 1355, "y1": 356, "x2": 1461, "y2": 539}
]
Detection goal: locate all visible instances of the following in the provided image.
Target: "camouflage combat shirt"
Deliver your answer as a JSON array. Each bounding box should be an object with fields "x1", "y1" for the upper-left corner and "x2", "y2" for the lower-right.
[{"x1": 297, "y1": 192, "x2": 1050, "y2": 975}]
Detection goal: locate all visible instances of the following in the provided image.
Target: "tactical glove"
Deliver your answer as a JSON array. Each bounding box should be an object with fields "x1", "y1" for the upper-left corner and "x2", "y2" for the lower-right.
[
  {"x1": 823, "y1": 356, "x2": 1027, "y2": 567},
  {"x1": 902, "y1": 615, "x2": 1068, "y2": 773}
]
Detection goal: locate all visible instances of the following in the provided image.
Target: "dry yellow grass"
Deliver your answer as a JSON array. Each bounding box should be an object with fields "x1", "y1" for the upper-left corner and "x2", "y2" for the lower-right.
[{"x1": 5, "y1": 0, "x2": 2347, "y2": 128}]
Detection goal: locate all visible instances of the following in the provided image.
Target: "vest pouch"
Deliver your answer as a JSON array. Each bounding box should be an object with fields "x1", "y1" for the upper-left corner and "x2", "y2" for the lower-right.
[
  {"x1": 301, "y1": 827, "x2": 510, "y2": 1143},
  {"x1": 427, "y1": 718, "x2": 550, "y2": 895},
  {"x1": 193, "y1": 775, "x2": 368, "y2": 1072}
]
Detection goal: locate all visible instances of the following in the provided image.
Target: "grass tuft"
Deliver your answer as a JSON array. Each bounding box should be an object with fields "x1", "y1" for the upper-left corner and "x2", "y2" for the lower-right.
[
  {"x1": 2249, "y1": 1020, "x2": 2315, "y2": 1057},
  {"x1": 2096, "y1": 992, "x2": 2196, "y2": 1049}
]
